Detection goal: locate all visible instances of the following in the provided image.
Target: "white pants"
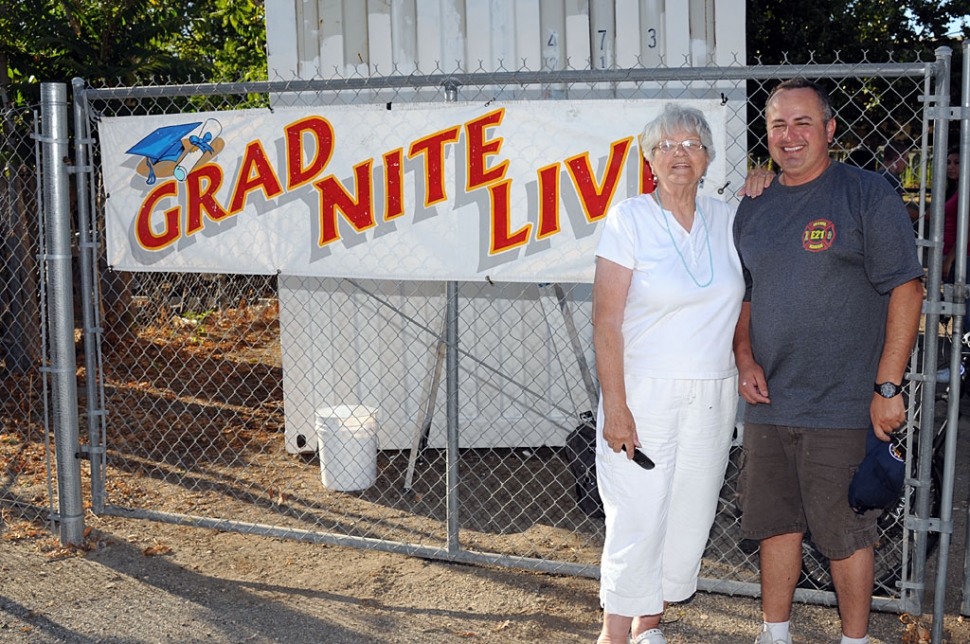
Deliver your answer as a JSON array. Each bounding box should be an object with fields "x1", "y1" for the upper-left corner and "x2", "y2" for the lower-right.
[{"x1": 597, "y1": 375, "x2": 737, "y2": 617}]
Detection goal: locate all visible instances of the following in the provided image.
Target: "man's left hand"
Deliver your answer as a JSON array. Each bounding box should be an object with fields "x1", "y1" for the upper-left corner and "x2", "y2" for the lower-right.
[
  {"x1": 738, "y1": 167, "x2": 776, "y2": 198},
  {"x1": 871, "y1": 393, "x2": 906, "y2": 441}
]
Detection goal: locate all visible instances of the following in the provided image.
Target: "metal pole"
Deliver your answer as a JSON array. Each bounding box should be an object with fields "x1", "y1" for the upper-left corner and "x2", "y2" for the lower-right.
[
  {"x1": 959, "y1": 38, "x2": 970, "y2": 620},
  {"x1": 71, "y1": 78, "x2": 106, "y2": 513},
  {"x1": 76, "y1": 62, "x2": 934, "y2": 102},
  {"x1": 932, "y1": 40, "x2": 970, "y2": 644},
  {"x1": 553, "y1": 283, "x2": 599, "y2": 411},
  {"x1": 910, "y1": 46, "x2": 951, "y2": 616},
  {"x1": 445, "y1": 279, "x2": 460, "y2": 553},
  {"x1": 40, "y1": 82, "x2": 84, "y2": 545},
  {"x1": 444, "y1": 81, "x2": 460, "y2": 553}
]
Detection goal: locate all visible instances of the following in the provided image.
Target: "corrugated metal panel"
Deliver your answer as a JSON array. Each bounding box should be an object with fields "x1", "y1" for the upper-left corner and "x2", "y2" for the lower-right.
[
  {"x1": 689, "y1": 0, "x2": 714, "y2": 63},
  {"x1": 267, "y1": 0, "x2": 746, "y2": 77},
  {"x1": 589, "y1": 0, "x2": 615, "y2": 69},
  {"x1": 343, "y1": 1, "x2": 368, "y2": 66},
  {"x1": 714, "y1": 0, "x2": 745, "y2": 65},
  {"x1": 563, "y1": 0, "x2": 592, "y2": 68},
  {"x1": 318, "y1": 0, "x2": 343, "y2": 75}
]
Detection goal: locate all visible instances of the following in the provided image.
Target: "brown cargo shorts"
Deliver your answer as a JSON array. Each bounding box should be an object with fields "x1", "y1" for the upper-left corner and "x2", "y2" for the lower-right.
[{"x1": 738, "y1": 423, "x2": 878, "y2": 560}]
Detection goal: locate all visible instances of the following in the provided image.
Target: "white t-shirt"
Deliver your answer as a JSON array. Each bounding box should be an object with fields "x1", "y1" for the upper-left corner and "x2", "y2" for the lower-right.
[{"x1": 595, "y1": 193, "x2": 744, "y2": 379}]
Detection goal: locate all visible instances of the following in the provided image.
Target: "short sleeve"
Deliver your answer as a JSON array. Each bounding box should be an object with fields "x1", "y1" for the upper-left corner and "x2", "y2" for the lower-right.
[
  {"x1": 734, "y1": 201, "x2": 753, "y2": 302},
  {"x1": 861, "y1": 186, "x2": 923, "y2": 295},
  {"x1": 595, "y1": 203, "x2": 636, "y2": 269}
]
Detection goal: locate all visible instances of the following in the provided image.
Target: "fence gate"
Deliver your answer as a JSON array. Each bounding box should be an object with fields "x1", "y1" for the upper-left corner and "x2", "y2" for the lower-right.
[{"x1": 32, "y1": 48, "x2": 963, "y2": 638}]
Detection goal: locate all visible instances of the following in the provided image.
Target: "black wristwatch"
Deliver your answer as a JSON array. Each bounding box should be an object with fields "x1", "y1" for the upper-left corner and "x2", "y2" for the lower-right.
[{"x1": 874, "y1": 381, "x2": 904, "y2": 398}]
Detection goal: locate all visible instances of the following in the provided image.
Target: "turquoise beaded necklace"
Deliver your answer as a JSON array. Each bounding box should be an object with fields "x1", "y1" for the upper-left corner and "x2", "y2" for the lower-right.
[{"x1": 653, "y1": 190, "x2": 714, "y2": 288}]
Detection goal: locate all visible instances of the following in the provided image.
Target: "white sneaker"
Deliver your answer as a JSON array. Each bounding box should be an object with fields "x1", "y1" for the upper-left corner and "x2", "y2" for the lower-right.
[
  {"x1": 754, "y1": 626, "x2": 792, "y2": 644},
  {"x1": 631, "y1": 628, "x2": 666, "y2": 644}
]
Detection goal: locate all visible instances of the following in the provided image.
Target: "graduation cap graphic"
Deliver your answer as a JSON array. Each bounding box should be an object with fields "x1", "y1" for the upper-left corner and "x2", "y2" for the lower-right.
[{"x1": 125, "y1": 122, "x2": 202, "y2": 185}]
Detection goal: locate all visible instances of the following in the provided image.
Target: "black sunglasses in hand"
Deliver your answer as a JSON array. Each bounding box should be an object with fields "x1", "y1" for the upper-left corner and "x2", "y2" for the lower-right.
[{"x1": 621, "y1": 445, "x2": 655, "y2": 470}]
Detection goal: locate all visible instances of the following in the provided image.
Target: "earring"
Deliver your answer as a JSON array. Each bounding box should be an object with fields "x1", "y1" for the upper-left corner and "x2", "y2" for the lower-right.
[{"x1": 699, "y1": 176, "x2": 705, "y2": 188}]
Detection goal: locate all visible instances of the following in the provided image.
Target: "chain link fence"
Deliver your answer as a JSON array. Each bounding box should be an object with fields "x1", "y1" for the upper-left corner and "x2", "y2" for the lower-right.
[
  {"x1": 6, "y1": 54, "x2": 947, "y2": 617},
  {"x1": 0, "y1": 103, "x2": 54, "y2": 537}
]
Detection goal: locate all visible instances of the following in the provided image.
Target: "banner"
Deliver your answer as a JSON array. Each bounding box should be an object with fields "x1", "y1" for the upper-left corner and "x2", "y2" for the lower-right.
[{"x1": 100, "y1": 99, "x2": 728, "y2": 283}]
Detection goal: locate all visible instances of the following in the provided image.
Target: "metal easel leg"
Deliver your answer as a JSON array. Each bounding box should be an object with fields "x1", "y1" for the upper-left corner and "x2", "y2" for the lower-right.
[
  {"x1": 404, "y1": 303, "x2": 448, "y2": 491},
  {"x1": 552, "y1": 283, "x2": 598, "y2": 412}
]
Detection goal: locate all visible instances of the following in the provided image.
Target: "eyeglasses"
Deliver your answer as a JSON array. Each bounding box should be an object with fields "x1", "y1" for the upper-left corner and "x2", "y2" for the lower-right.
[{"x1": 654, "y1": 139, "x2": 707, "y2": 154}]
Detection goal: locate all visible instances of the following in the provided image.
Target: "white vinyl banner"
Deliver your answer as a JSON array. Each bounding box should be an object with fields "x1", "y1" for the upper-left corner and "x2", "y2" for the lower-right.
[{"x1": 101, "y1": 100, "x2": 728, "y2": 283}]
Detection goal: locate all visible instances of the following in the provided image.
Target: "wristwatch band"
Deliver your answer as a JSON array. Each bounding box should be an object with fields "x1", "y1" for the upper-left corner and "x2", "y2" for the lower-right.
[{"x1": 874, "y1": 381, "x2": 903, "y2": 398}]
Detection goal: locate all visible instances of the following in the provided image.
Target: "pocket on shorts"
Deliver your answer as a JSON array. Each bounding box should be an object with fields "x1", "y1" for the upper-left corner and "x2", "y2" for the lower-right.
[{"x1": 735, "y1": 447, "x2": 748, "y2": 511}]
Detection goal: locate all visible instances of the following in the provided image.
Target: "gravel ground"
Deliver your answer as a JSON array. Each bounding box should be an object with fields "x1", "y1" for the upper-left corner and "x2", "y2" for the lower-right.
[{"x1": 1, "y1": 503, "x2": 968, "y2": 644}]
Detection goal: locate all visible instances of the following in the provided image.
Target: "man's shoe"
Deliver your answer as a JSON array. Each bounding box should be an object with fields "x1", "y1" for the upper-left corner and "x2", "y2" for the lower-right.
[
  {"x1": 754, "y1": 626, "x2": 792, "y2": 644},
  {"x1": 631, "y1": 628, "x2": 666, "y2": 644}
]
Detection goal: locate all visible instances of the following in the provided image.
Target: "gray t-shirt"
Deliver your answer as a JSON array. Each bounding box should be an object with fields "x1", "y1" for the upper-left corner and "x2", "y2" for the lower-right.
[{"x1": 733, "y1": 161, "x2": 923, "y2": 429}]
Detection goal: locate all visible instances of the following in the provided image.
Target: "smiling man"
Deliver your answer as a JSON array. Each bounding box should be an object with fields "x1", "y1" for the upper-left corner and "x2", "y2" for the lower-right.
[{"x1": 731, "y1": 78, "x2": 924, "y2": 644}]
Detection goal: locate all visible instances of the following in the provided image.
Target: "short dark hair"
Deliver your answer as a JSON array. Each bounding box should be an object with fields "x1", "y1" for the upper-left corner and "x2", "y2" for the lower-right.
[
  {"x1": 766, "y1": 78, "x2": 834, "y2": 122},
  {"x1": 883, "y1": 140, "x2": 908, "y2": 164}
]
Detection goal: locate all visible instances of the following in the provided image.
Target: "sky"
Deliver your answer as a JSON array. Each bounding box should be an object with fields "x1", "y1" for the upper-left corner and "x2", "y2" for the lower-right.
[{"x1": 946, "y1": 17, "x2": 969, "y2": 38}]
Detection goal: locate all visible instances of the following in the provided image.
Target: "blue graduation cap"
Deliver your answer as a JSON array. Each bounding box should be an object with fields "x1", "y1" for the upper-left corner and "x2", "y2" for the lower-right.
[
  {"x1": 848, "y1": 424, "x2": 906, "y2": 514},
  {"x1": 126, "y1": 122, "x2": 202, "y2": 185}
]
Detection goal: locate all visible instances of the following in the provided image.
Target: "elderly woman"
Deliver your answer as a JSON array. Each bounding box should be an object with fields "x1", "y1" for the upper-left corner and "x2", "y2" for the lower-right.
[{"x1": 593, "y1": 104, "x2": 747, "y2": 644}]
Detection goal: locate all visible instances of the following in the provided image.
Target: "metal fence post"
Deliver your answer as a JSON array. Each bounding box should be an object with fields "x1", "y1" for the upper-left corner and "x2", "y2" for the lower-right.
[
  {"x1": 71, "y1": 77, "x2": 106, "y2": 513},
  {"x1": 444, "y1": 79, "x2": 461, "y2": 554},
  {"x1": 959, "y1": 38, "x2": 970, "y2": 621},
  {"x1": 909, "y1": 47, "x2": 951, "y2": 617},
  {"x1": 40, "y1": 82, "x2": 85, "y2": 545},
  {"x1": 446, "y1": 279, "x2": 460, "y2": 553},
  {"x1": 929, "y1": 40, "x2": 970, "y2": 644}
]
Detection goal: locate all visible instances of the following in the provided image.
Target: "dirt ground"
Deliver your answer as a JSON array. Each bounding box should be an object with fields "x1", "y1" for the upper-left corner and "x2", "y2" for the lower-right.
[
  {"x1": 2, "y1": 409, "x2": 970, "y2": 644},
  {"x1": 2, "y1": 506, "x2": 970, "y2": 644},
  {"x1": 3, "y1": 305, "x2": 970, "y2": 643}
]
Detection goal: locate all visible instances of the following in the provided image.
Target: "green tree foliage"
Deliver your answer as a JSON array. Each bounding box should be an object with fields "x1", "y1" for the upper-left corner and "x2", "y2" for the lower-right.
[
  {"x1": 0, "y1": 0, "x2": 266, "y2": 106},
  {"x1": 176, "y1": 0, "x2": 267, "y2": 82},
  {"x1": 748, "y1": 0, "x2": 970, "y2": 63},
  {"x1": 746, "y1": 0, "x2": 970, "y2": 164}
]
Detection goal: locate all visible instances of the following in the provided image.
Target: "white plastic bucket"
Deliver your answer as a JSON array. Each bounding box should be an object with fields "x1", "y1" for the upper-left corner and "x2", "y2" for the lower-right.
[{"x1": 314, "y1": 405, "x2": 378, "y2": 491}]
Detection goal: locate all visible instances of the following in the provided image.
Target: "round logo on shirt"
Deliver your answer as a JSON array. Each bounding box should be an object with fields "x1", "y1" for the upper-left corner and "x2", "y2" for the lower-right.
[{"x1": 802, "y1": 219, "x2": 836, "y2": 252}]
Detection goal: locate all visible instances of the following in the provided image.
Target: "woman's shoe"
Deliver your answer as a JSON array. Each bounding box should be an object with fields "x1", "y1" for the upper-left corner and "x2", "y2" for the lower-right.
[{"x1": 631, "y1": 628, "x2": 666, "y2": 644}]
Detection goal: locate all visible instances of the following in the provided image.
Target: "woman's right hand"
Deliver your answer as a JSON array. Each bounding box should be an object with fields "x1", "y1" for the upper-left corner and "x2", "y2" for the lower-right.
[
  {"x1": 601, "y1": 404, "x2": 639, "y2": 459},
  {"x1": 738, "y1": 361, "x2": 770, "y2": 405}
]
